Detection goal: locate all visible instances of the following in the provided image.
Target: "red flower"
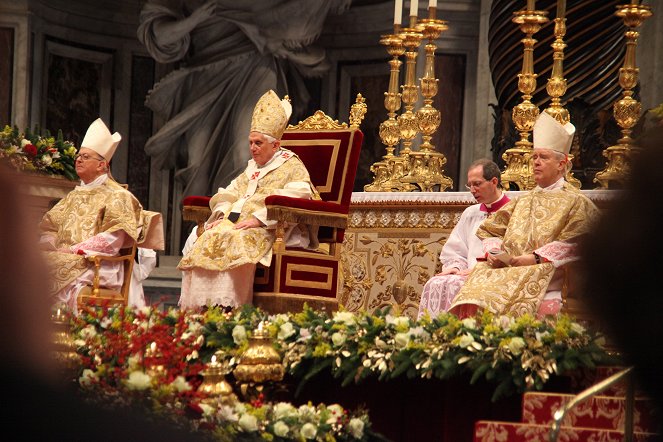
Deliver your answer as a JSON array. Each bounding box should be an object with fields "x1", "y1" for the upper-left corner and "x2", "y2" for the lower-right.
[{"x1": 23, "y1": 143, "x2": 37, "y2": 157}]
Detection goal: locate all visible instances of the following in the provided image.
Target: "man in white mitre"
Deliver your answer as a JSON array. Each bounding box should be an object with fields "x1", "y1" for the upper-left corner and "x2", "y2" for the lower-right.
[
  {"x1": 417, "y1": 159, "x2": 509, "y2": 319},
  {"x1": 449, "y1": 112, "x2": 600, "y2": 318},
  {"x1": 39, "y1": 118, "x2": 163, "y2": 313},
  {"x1": 178, "y1": 90, "x2": 319, "y2": 310}
]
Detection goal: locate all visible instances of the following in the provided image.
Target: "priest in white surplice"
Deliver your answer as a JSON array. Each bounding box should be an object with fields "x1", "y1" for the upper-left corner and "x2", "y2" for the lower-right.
[
  {"x1": 417, "y1": 159, "x2": 509, "y2": 319},
  {"x1": 178, "y1": 90, "x2": 319, "y2": 309}
]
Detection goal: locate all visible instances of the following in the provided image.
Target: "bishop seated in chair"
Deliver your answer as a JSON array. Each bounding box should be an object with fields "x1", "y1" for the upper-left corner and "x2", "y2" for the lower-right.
[
  {"x1": 178, "y1": 90, "x2": 319, "y2": 310},
  {"x1": 449, "y1": 112, "x2": 600, "y2": 318},
  {"x1": 39, "y1": 118, "x2": 163, "y2": 313}
]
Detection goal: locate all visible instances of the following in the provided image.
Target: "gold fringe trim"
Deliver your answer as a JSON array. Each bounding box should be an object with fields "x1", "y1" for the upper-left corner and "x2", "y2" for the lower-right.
[
  {"x1": 267, "y1": 206, "x2": 347, "y2": 229},
  {"x1": 183, "y1": 205, "x2": 211, "y2": 223}
]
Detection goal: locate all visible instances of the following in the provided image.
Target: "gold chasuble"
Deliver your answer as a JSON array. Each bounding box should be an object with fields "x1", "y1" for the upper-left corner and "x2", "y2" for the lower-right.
[
  {"x1": 178, "y1": 151, "x2": 318, "y2": 273},
  {"x1": 39, "y1": 180, "x2": 143, "y2": 294},
  {"x1": 450, "y1": 182, "x2": 599, "y2": 316}
]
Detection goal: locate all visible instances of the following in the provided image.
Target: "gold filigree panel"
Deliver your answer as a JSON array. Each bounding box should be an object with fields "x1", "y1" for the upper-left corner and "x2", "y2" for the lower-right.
[{"x1": 340, "y1": 204, "x2": 466, "y2": 319}]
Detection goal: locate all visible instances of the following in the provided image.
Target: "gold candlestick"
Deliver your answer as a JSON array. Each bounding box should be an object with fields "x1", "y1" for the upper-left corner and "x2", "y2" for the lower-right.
[
  {"x1": 401, "y1": 17, "x2": 453, "y2": 191},
  {"x1": 365, "y1": 34, "x2": 405, "y2": 192},
  {"x1": 501, "y1": 7, "x2": 549, "y2": 190},
  {"x1": 199, "y1": 351, "x2": 237, "y2": 404},
  {"x1": 544, "y1": 16, "x2": 581, "y2": 188},
  {"x1": 397, "y1": 27, "x2": 424, "y2": 157},
  {"x1": 233, "y1": 322, "x2": 284, "y2": 400},
  {"x1": 594, "y1": 2, "x2": 652, "y2": 189}
]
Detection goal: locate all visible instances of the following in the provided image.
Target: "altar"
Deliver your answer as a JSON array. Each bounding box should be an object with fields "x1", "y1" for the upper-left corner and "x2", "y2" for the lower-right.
[{"x1": 340, "y1": 190, "x2": 615, "y2": 318}]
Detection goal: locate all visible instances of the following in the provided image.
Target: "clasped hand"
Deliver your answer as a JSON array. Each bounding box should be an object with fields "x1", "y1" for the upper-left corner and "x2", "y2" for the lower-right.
[{"x1": 486, "y1": 252, "x2": 537, "y2": 268}]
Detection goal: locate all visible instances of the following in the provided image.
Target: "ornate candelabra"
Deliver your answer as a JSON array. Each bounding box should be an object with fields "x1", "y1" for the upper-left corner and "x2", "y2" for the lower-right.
[
  {"x1": 501, "y1": 6, "x2": 548, "y2": 190},
  {"x1": 400, "y1": 15, "x2": 453, "y2": 192},
  {"x1": 397, "y1": 27, "x2": 424, "y2": 157},
  {"x1": 233, "y1": 322, "x2": 284, "y2": 401},
  {"x1": 544, "y1": 11, "x2": 581, "y2": 188},
  {"x1": 594, "y1": 1, "x2": 653, "y2": 189},
  {"x1": 365, "y1": 32, "x2": 405, "y2": 192}
]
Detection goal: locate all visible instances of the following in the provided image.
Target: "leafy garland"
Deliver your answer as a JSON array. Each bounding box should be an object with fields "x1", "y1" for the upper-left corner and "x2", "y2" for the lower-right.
[
  {"x1": 0, "y1": 125, "x2": 77, "y2": 180},
  {"x1": 69, "y1": 304, "x2": 615, "y2": 440}
]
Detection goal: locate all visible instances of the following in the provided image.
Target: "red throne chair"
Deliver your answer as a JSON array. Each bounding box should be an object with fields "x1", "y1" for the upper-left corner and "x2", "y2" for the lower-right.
[{"x1": 182, "y1": 94, "x2": 366, "y2": 313}]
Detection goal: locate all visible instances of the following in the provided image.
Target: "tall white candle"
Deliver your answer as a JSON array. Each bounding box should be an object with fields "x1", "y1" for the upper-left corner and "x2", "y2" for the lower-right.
[
  {"x1": 394, "y1": 0, "x2": 403, "y2": 25},
  {"x1": 410, "y1": 0, "x2": 419, "y2": 17},
  {"x1": 429, "y1": 0, "x2": 437, "y2": 7}
]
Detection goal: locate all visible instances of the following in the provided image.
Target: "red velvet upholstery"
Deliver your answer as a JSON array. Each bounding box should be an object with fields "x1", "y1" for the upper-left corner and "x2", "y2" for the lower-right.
[{"x1": 182, "y1": 195, "x2": 211, "y2": 208}]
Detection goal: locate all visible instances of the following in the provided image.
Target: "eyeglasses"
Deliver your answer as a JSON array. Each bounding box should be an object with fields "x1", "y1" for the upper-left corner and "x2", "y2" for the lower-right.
[
  {"x1": 465, "y1": 180, "x2": 487, "y2": 190},
  {"x1": 75, "y1": 153, "x2": 105, "y2": 162}
]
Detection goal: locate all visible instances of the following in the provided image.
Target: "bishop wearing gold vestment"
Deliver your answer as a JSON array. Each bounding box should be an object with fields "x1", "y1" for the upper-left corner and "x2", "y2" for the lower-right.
[
  {"x1": 39, "y1": 118, "x2": 163, "y2": 313},
  {"x1": 449, "y1": 112, "x2": 600, "y2": 317}
]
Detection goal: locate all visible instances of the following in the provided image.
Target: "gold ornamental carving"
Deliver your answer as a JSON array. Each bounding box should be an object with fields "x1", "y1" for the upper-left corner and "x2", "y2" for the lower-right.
[
  {"x1": 501, "y1": 8, "x2": 548, "y2": 191},
  {"x1": 594, "y1": 3, "x2": 653, "y2": 189},
  {"x1": 543, "y1": 14, "x2": 580, "y2": 189}
]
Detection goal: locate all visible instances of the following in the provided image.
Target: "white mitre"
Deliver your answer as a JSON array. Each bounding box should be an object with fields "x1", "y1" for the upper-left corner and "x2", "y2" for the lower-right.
[
  {"x1": 81, "y1": 118, "x2": 122, "y2": 160},
  {"x1": 533, "y1": 111, "x2": 575, "y2": 155}
]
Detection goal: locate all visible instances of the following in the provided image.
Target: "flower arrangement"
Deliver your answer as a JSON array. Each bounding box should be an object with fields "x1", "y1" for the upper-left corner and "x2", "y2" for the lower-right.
[
  {"x1": 0, "y1": 125, "x2": 77, "y2": 180},
  {"x1": 70, "y1": 305, "x2": 381, "y2": 441}
]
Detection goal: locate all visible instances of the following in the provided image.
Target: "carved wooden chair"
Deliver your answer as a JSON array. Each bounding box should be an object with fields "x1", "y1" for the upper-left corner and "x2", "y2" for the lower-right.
[
  {"x1": 182, "y1": 94, "x2": 366, "y2": 313},
  {"x1": 77, "y1": 243, "x2": 137, "y2": 307}
]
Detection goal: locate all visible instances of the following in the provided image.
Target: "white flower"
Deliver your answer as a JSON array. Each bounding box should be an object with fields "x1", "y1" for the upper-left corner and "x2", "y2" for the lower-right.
[
  {"x1": 458, "y1": 333, "x2": 475, "y2": 348},
  {"x1": 298, "y1": 404, "x2": 317, "y2": 421},
  {"x1": 327, "y1": 404, "x2": 344, "y2": 420},
  {"x1": 273, "y1": 421, "x2": 289, "y2": 437},
  {"x1": 394, "y1": 332, "x2": 410, "y2": 348},
  {"x1": 218, "y1": 404, "x2": 238, "y2": 422},
  {"x1": 273, "y1": 402, "x2": 297, "y2": 420},
  {"x1": 238, "y1": 413, "x2": 258, "y2": 432},
  {"x1": 170, "y1": 375, "x2": 192, "y2": 392},
  {"x1": 127, "y1": 354, "x2": 141, "y2": 370},
  {"x1": 79, "y1": 369, "x2": 97, "y2": 387},
  {"x1": 52, "y1": 151, "x2": 60, "y2": 159},
  {"x1": 333, "y1": 311, "x2": 356, "y2": 326},
  {"x1": 298, "y1": 327, "x2": 312, "y2": 341},
  {"x1": 462, "y1": 318, "x2": 477, "y2": 329},
  {"x1": 508, "y1": 337, "x2": 526, "y2": 355},
  {"x1": 199, "y1": 403, "x2": 214, "y2": 416},
  {"x1": 348, "y1": 417, "x2": 365, "y2": 439},
  {"x1": 20, "y1": 138, "x2": 30, "y2": 147},
  {"x1": 100, "y1": 317, "x2": 112, "y2": 329},
  {"x1": 570, "y1": 323, "x2": 585, "y2": 335},
  {"x1": 80, "y1": 325, "x2": 97, "y2": 339},
  {"x1": 386, "y1": 315, "x2": 410, "y2": 329},
  {"x1": 278, "y1": 322, "x2": 296, "y2": 340},
  {"x1": 234, "y1": 403, "x2": 247, "y2": 414},
  {"x1": 273, "y1": 313, "x2": 290, "y2": 323},
  {"x1": 232, "y1": 325, "x2": 247, "y2": 345},
  {"x1": 300, "y1": 422, "x2": 318, "y2": 439},
  {"x1": 139, "y1": 306, "x2": 152, "y2": 316},
  {"x1": 408, "y1": 326, "x2": 430, "y2": 342},
  {"x1": 124, "y1": 371, "x2": 152, "y2": 390},
  {"x1": 535, "y1": 331, "x2": 551, "y2": 342},
  {"x1": 41, "y1": 155, "x2": 52, "y2": 165},
  {"x1": 331, "y1": 332, "x2": 346, "y2": 347}
]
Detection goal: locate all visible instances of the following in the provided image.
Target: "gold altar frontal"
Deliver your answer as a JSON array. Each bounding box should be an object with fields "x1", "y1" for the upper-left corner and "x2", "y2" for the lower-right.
[{"x1": 340, "y1": 190, "x2": 614, "y2": 319}]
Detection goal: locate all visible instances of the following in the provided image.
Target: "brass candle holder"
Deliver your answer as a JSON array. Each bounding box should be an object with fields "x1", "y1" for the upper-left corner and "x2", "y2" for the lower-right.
[
  {"x1": 402, "y1": 16, "x2": 453, "y2": 191},
  {"x1": 233, "y1": 322, "x2": 284, "y2": 400},
  {"x1": 397, "y1": 27, "x2": 424, "y2": 157},
  {"x1": 144, "y1": 341, "x2": 165, "y2": 377},
  {"x1": 199, "y1": 351, "x2": 237, "y2": 404},
  {"x1": 594, "y1": 2, "x2": 653, "y2": 189},
  {"x1": 501, "y1": 7, "x2": 548, "y2": 190},
  {"x1": 365, "y1": 32, "x2": 406, "y2": 192},
  {"x1": 51, "y1": 305, "x2": 80, "y2": 378},
  {"x1": 544, "y1": 16, "x2": 581, "y2": 188}
]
